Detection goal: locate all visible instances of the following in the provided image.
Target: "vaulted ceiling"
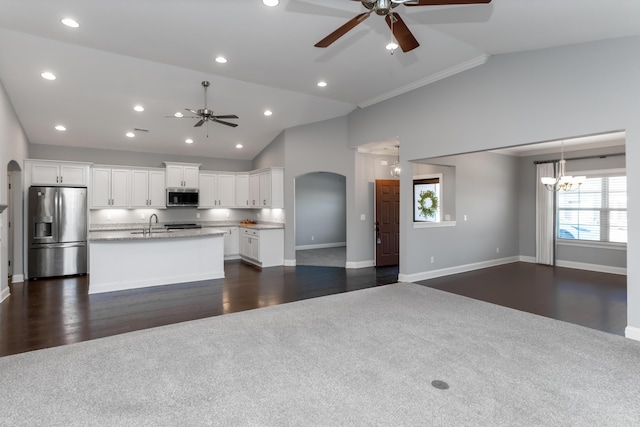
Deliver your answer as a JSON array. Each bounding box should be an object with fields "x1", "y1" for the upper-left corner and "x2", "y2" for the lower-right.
[{"x1": 1, "y1": 1, "x2": 639, "y2": 160}]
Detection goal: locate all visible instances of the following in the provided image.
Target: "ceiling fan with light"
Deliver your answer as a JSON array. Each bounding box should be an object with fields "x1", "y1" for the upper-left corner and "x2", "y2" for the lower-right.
[
  {"x1": 167, "y1": 81, "x2": 238, "y2": 128},
  {"x1": 314, "y1": 0, "x2": 492, "y2": 53}
]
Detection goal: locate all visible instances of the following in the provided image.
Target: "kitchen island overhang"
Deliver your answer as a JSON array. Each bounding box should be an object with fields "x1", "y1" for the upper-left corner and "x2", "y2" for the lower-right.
[{"x1": 88, "y1": 228, "x2": 226, "y2": 294}]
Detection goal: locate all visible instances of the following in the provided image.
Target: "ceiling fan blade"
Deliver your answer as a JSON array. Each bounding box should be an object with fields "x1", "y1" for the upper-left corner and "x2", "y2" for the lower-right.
[
  {"x1": 213, "y1": 119, "x2": 239, "y2": 128},
  {"x1": 164, "y1": 115, "x2": 197, "y2": 119},
  {"x1": 314, "y1": 12, "x2": 371, "y2": 48},
  {"x1": 186, "y1": 108, "x2": 199, "y2": 115},
  {"x1": 194, "y1": 119, "x2": 205, "y2": 127},
  {"x1": 404, "y1": 0, "x2": 491, "y2": 6},
  {"x1": 213, "y1": 115, "x2": 239, "y2": 119},
  {"x1": 386, "y1": 13, "x2": 419, "y2": 52}
]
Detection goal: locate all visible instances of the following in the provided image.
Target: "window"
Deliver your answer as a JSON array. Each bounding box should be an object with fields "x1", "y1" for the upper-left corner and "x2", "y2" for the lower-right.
[
  {"x1": 557, "y1": 173, "x2": 627, "y2": 243},
  {"x1": 413, "y1": 176, "x2": 441, "y2": 222}
]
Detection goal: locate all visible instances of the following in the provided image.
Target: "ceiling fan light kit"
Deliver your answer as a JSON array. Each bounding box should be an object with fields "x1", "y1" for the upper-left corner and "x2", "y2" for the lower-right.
[{"x1": 315, "y1": 0, "x2": 492, "y2": 53}]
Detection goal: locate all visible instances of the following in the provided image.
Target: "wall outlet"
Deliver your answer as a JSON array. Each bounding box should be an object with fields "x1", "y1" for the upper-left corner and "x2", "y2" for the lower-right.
[
  {"x1": 360, "y1": 214, "x2": 366, "y2": 221},
  {"x1": 496, "y1": 247, "x2": 500, "y2": 254},
  {"x1": 226, "y1": 211, "x2": 230, "y2": 218},
  {"x1": 464, "y1": 215, "x2": 468, "y2": 221},
  {"x1": 196, "y1": 213, "x2": 200, "y2": 219},
  {"x1": 430, "y1": 256, "x2": 435, "y2": 263},
  {"x1": 106, "y1": 213, "x2": 111, "y2": 221},
  {"x1": 444, "y1": 214, "x2": 451, "y2": 221},
  {"x1": 140, "y1": 213, "x2": 145, "y2": 220},
  {"x1": 381, "y1": 160, "x2": 388, "y2": 166},
  {"x1": 311, "y1": 236, "x2": 315, "y2": 241}
]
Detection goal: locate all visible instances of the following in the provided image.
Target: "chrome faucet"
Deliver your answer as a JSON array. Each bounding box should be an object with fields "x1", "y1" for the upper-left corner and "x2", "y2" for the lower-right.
[{"x1": 148, "y1": 213, "x2": 159, "y2": 234}]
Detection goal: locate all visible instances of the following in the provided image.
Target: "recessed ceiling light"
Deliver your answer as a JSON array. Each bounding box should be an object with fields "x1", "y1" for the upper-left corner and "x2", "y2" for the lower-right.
[
  {"x1": 41, "y1": 71, "x2": 56, "y2": 80},
  {"x1": 236, "y1": 143, "x2": 243, "y2": 149},
  {"x1": 262, "y1": 0, "x2": 279, "y2": 6},
  {"x1": 126, "y1": 132, "x2": 135, "y2": 138},
  {"x1": 55, "y1": 125, "x2": 66, "y2": 131},
  {"x1": 215, "y1": 56, "x2": 228, "y2": 64},
  {"x1": 174, "y1": 112, "x2": 184, "y2": 118},
  {"x1": 185, "y1": 138, "x2": 194, "y2": 144},
  {"x1": 317, "y1": 81, "x2": 327, "y2": 88},
  {"x1": 133, "y1": 105, "x2": 144, "y2": 112},
  {"x1": 264, "y1": 110, "x2": 273, "y2": 116},
  {"x1": 61, "y1": 18, "x2": 79, "y2": 28}
]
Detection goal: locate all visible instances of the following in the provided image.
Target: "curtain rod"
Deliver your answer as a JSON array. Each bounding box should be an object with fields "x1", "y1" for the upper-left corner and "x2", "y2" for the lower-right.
[{"x1": 533, "y1": 152, "x2": 625, "y2": 165}]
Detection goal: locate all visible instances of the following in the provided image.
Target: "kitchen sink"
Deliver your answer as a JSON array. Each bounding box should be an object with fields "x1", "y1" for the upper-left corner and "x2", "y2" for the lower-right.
[{"x1": 130, "y1": 229, "x2": 173, "y2": 235}]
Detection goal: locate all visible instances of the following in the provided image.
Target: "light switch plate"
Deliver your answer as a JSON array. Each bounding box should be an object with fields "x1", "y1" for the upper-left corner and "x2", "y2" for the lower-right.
[{"x1": 360, "y1": 214, "x2": 366, "y2": 220}]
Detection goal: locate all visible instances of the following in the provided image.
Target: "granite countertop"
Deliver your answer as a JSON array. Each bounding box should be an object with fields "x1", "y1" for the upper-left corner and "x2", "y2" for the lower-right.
[
  {"x1": 89, "y1": 227, "x2": 228, "y2": 242},
  {"x1": 89, "y1": 221, "x2": 284, "y2": 232}
]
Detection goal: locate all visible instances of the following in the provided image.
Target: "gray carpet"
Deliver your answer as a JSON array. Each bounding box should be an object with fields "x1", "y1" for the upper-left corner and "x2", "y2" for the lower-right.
[
  {"x1": 2, "y1": 283, "x2": 640, "y2": 426},
  {"x1": 296, "y1": 246, "x2": 346, "y2": 267}
]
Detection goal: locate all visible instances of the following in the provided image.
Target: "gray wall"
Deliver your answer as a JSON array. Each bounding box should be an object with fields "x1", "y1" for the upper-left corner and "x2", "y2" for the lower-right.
[
  {"x1": 29, "y1": 143, "x2": 252, "y2": 171},
  {"x1": 253, "y1": 131, "x2": 285, "y2": 169},
  {"x1": 0, "y1": 79, "x2": 29, "y2": 295},
  {"x1": 347, "y1": 36, "x2": 640, "y2": 331},
  {"x1": 282, "y1": 116, "x2": 357, "y2": 264},
  {"x1": 295, "y1": 172, "x2": 346, "y2": 248}
]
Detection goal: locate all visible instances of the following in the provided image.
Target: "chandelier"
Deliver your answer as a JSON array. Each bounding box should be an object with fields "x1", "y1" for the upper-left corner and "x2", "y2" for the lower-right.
[
  {"x1": 540, "y1": 141, "x2": 585, "y2": 191},
  {"x1": 390, "y1": 145, "x2": 401, "y2": 177}
]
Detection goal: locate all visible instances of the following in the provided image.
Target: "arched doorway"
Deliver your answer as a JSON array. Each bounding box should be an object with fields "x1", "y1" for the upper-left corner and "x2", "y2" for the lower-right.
[{"x1": 294, "y1": 172, "x2": 346, "y2": 267}]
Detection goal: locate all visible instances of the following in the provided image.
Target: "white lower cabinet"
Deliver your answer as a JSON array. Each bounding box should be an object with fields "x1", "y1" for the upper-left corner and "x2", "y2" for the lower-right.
[
  {"x1": 218, "y1": 227, "x2": 239, "y2": 259},
  {"x1": 239, "y1": 227, "x2": 284, "y2": 267}
]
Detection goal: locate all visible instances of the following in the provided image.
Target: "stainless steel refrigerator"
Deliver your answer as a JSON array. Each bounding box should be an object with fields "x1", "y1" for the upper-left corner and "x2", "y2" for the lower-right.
[{"x1": 28, "y1": 186, "x2": 87, "y2": 279}]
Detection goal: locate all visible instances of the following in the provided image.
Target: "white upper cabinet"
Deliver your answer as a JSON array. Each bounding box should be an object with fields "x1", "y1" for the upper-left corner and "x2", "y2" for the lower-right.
[
  {"x1": 249, "y1": 172, "x2": 260, "y2": 208},
  {"x1": 249, "y1": 167, "x2": 283, "y2": 209},
  {"x1": 131, "y1": 169, "x2": 165, "y2": 208},
  {"x1": 27, "y1": 160, "x2": 89, "y2": 187},
  {"x1": 198, "y1": 173, "x2": 218, "y2": 208},
  {"x1": 199, "y1": 172, "x2": 236, "y2": 208},
  {"x1": 235, "y1": 173, "x2": 250, "y2": 208},
  {"x1": 165, "y1": 162, "x2": 200, "y2": 188},
  {"x1": 91, "y1": 167, "x2": 130, "y2": 208},
  {"x1": 217, "y1": 173, "x2": 235, "y2": 207}
]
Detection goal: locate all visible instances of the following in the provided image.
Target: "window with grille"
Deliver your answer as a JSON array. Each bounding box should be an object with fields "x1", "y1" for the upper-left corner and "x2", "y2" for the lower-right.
[{"x1": 556, "y1": 173, "x2": 627, "y2": 243}]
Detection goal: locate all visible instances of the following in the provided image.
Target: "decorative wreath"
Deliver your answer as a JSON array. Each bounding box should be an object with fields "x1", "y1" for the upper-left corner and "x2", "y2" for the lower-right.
[{"x1": 417, "y1": 190, "x2": 439, "y2": 218}]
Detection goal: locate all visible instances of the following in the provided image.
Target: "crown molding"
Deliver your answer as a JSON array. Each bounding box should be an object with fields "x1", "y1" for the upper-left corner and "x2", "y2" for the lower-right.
[{"x1": 357, "y1": 54, "x2": 490, "y2": 108}]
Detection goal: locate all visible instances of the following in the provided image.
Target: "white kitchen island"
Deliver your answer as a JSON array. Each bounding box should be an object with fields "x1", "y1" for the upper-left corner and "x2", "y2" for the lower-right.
[{"x1": 88, "y1": 228, "x2": 226, "y2": 294}]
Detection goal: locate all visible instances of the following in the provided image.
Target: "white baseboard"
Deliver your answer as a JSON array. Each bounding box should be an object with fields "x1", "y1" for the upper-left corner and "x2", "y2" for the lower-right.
[
  {"x1": 296, "y1": 242, "x2": 346, "y2": 251},
  {"x1": 11, "y1": 274, "x2": 24, "y2": 283},
  {"x1": 284, "y1": 259, "x2": 296, "y2": 267},
  {"x1": 345, "y1": 260, "x2": 375, "y2": 269},
  {"x1": 519, "y1": 255, "x2": 625, "y2": 275},
  {"x1": 625, "y1": 326, "x2": 640, "y2": 342},
  {"x1": 1, "y1": 286, "x2": 10, "y2": 303},
  {"x1": 555, "y1": 260, "x2": 626, "y2": 275},
  {"x1": 224, "y1": 255, "x2": 241, "y2": 261},
  {"x1": 399, "y1": 256, "x2": 520, "y2": 283}
]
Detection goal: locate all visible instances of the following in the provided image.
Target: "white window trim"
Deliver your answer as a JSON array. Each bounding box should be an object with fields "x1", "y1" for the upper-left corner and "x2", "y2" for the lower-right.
[
  {"x1": 413, "y1": 173, "x2": 443, "y2": 224},
  {"x1": 556, "y1": 167, "x2": 627, "y2": 245}
]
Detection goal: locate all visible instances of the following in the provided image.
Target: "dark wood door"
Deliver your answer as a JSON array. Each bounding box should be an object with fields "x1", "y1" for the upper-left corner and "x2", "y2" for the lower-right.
[{"x1": 375, "y1": 180, "x2": 400, "y2": 266}]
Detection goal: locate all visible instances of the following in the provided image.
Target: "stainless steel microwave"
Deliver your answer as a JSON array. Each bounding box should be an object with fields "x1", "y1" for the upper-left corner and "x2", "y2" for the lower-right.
[{"x1": 166, "y1": 188, "x2": 199, "y2": 207}]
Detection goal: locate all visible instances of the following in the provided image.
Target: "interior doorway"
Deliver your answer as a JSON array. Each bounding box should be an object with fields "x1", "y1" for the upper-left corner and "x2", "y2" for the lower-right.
[
  {"x1": 294, "y1": 172, "x2": 347, "y2": 267},
  {"x1": 375, "y1": 179, "x2": 400, "y2": 266}
]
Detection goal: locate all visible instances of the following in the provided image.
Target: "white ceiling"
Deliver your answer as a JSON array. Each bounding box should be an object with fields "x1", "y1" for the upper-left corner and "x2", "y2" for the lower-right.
[{"x1": 1, "y1": 1, "x2": 639, "y2": 160}]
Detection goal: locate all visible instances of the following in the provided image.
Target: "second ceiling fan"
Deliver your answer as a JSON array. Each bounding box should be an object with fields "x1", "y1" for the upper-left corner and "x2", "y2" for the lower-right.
[{"x1": 315, "y1": 0, "x2": 492, "y2": 53}]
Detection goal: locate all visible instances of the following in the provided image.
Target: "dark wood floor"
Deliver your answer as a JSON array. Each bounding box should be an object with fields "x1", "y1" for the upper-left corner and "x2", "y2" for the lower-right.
[
  {"x1": 418, "y1": 262, "x2": 627, "y2": 336},
  {"x1": 0, "y1": 261, "x2": 398, "y2": 357},
  {"x1": 0, "y1": 261, "x2": 627, "y2": 357}
]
